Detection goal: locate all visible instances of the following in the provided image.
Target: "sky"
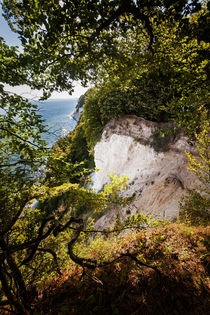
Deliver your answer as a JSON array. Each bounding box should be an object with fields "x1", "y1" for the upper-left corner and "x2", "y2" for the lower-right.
[{"x1": 0, "y1": 2, "x2": 89, "y2": 99}]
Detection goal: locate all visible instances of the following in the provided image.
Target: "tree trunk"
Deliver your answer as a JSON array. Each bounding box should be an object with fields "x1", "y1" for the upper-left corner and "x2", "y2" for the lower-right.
[
  {"x1": 0, "y1": 262, "x2": 30, "y2": 315},
  {"x1": 0, "y1": 239, "x2": 31, "y2": 314}
]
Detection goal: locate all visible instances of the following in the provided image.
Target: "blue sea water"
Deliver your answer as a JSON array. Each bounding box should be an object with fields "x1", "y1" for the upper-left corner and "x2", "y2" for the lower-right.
[{"x1": 34, "y1": 98, "x2": 78, "y2": 146}]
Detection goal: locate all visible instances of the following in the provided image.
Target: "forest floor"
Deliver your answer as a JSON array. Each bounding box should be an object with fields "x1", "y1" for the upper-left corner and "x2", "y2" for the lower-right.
[{"x1": 32, "y1": 223, "x2": 210, "y2": 315}]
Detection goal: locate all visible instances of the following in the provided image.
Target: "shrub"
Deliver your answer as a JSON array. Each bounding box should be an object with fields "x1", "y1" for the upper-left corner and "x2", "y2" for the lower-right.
[
  {"x1": 179, "y1": 118, "x2": 210, "y2": 225},
  {"x1": 180, "y1": 189, "x2": 210, "y2": 225}
]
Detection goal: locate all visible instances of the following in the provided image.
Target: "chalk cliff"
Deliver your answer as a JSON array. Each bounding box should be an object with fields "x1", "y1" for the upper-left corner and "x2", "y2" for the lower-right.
[{"x1": 92, "y1": 116, "x2": 199, "y2": 229}]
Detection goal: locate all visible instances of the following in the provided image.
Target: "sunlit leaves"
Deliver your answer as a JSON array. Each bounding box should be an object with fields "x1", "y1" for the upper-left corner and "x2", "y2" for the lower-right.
[
  {"x1": 2, "y1": 0, "x2": 207, "y2": 94},
  {"x1": 0, "y1": 37, "x2": 48, "y2": 238},
  {"x1": 186, "y1": 117, "x2": 210, "y2": 186}
]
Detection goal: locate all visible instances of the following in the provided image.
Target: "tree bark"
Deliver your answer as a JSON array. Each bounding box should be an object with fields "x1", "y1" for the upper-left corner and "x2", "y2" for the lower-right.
[
  {"x1": 0, "y1": 261, "x2": 30, "y2": 315},
  {"x1": 0, "y1": 239, "x2": 30, "y2": 314}
]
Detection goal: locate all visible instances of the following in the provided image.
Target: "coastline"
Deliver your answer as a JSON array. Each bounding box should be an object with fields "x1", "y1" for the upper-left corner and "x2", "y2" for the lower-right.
[{"x1": 68, "y1": 107, "x2": 83, "y2": 123}]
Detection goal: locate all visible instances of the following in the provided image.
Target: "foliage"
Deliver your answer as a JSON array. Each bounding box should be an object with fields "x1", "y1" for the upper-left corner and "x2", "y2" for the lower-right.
[
  {"x1": 0, "y1": 34, "x2": 94, "y2": 314},
  {"x1": 49, "y1": 120, "x2": 95, "y2": 183},
  {"x1": 2, "y1": 0, "x2": 203, "y2": 87},
  {"x1": 179, "y1": 119, "x2": 210, "y2": 225},
  {"x1": 80, "y1": 79, "x2": 172, "y2": 151},
  {"x1": 81, "y1": 88, "x2": 104, "y2": 151},
  {"x1": 0, "y1": 37, "x2": 52, "y2": 314},
  {"x1": 64, "y1": 6, "x2": 210, "y2": 153},
  {"x1": 0, "y1": 37, "x2": 48, "y2": 237},
  {"x1": 179, "y1": 189, "x2": 210, "y2": 225},
  {"x1": 0, "y1": 167, "x2": 130, "y2": 313},
  {"x1": 75, "y1": 92, "x2": 86, "y2": 112},
  {"x1": 185, "y1": 118, "x2": 210, "y2": 186},
  {"x1": 0, "y1": 35, "x2": 32, "y2": 86},
  {"x1": 0, "y1": 33, "x2": 130, "y2": 312}
]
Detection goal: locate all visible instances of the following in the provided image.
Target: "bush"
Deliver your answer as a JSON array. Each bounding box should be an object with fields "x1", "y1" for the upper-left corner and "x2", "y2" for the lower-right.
[
  {"x1": 179, "y1": 118, "x2": 210, "y2": 226},
  {"x1": 179, "y1": 189, "x2": 210, "y2": 225}
]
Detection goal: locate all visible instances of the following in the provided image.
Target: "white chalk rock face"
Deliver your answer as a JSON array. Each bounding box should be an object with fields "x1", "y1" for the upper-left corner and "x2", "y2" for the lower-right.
[
  {"x1": 93, "y1": 134, "x2": 163, "y2": 191},
  {"x1": 92, "y1": 116, "x2": 199, "y2": 228}
]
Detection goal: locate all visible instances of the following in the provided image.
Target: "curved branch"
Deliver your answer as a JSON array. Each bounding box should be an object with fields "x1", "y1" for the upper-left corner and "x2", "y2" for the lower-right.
[
  {"x1": 87, "y1": 6, "x2": 125, "y2": 46},
  {"x1": 53, "y1": 216, "x2": 82, "y2": 237},
  {"x1": 2, "y1": 196, "x2": 30, "y2": 237},
  {"x1": 86, "y1": 0, "x2": 155, "y2": 53},
  {"x1": 67, "y1": 217, "x2": 161, "y2": 274},
  {"x1": 45, "y1": 1, "x2": 155, "y2": 69},
  {"x1": 68, "y1": 218, "x2": 98, "y2": 269},
  {"x1": 7, "y1": 216, "x2": 56, "y2": 254},
  {"x1": 36, "y1": 248, "x2": 61, "y2": 275},
  {"x1": 20, "y1": 247, "x2": 61, "y2": 275},
  {"x1": 126, "y1": 3, "x2": 154, "y2": 53},
  {"x1": 0, "y1": 261, "x2": 30, "y2": 315}
]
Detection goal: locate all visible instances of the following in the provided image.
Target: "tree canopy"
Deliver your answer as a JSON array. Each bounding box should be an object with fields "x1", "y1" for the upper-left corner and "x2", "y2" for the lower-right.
[
  {"x1": 2, "y1": 0, "x2": 209, "y2": 132},
  {"x1": 1, "y1": 0, "x2": 207, "y2": 91}
]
